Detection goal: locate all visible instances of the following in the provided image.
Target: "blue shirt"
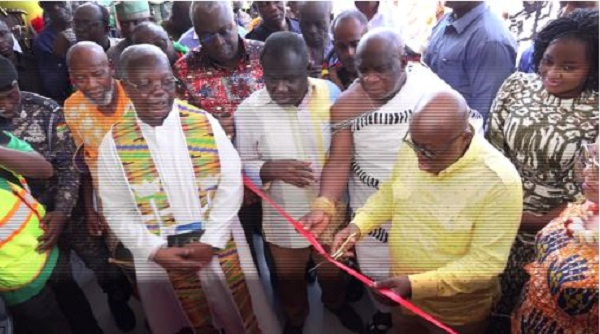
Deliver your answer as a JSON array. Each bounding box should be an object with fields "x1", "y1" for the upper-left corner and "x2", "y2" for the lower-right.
[
  {"x1": 424, "y1": 3, "x2": 517, "y2": 121},
  {"x1": 32, "y1": 25, "x2": 71, "y2": 104},
  {"x1": 518, "y1": 44, "x2": 536, "y2": 73},
  {"x1": 178, "y1": 26, "x2": 247, "y2": 50}
]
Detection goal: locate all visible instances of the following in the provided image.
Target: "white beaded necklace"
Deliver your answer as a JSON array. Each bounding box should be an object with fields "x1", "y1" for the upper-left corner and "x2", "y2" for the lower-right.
[{"x1": 564, "y1": 202, "x2": 599, "y2": 246}]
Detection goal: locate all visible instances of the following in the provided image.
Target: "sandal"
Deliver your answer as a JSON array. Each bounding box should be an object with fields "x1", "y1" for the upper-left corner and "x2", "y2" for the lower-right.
[{"x1": 366, "y1": 311, "x2": 392, "y2": 334}]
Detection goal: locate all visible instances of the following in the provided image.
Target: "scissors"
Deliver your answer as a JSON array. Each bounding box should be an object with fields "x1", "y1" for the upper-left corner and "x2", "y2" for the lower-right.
[{"x1": 309, "y1": 231, "x2": 359, "y2": 273}]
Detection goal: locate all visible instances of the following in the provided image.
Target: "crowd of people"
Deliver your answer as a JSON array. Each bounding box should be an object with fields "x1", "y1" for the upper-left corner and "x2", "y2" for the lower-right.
[{"x1": 0, "y1": 1, "x2": 598, "y2": 334}]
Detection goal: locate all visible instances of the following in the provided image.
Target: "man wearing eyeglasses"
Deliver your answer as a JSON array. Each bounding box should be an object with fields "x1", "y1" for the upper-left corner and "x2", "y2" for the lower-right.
[
  {"x1": 63, "y1": 41, "x2": 137, "y2": 332},
  {"x1": 175, "y1": 1, "x2": 264, "y2": 138},
  {"x1": 302, "y1": 28, "x2": 482, "y2": 333},
  {"x1": 0, "y1": 55, "x2": 104, "y2": 334},
  {"x1": 328, "y1": 90, "x2": 523, "y2": 333},
  {"x1": 73, "y1": 3, "x2": 121, "y2": 52},
  {"x1": 97, "y1": 44, "x2": 279, "y2": 334}
]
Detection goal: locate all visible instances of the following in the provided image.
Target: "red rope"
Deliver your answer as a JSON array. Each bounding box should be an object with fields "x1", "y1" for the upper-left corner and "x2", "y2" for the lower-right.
[{"x1": 243, "y1": 176, "x2": 457, "y2": 334}]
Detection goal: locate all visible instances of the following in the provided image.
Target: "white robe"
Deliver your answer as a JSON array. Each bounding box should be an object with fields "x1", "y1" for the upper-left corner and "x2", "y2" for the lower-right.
[{"x1": 97, "y1": 104, "x2": 280, "y2": 333}]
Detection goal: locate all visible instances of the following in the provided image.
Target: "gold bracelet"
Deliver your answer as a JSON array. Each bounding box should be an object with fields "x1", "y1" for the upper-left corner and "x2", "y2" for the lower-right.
[{"x1": 311, "y1": 196, "x2": 337, "y2": 218}]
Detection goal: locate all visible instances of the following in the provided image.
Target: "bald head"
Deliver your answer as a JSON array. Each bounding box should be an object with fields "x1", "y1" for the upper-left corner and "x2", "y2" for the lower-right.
[
  {"x1": 73, "y1": 2, "x2": 110, "y2": 43},
  {"x1": 120, "y1": 44, "x2": 176, "y2": 127},
  {"x1": 66, "y1": 41, "x2": 107, "y2": 67},
  {"x1": 131, "y1": 22, "x2": 177, "y2": 65},
  {"x1": 190, "y1": 1, "x2": 239, "y2": 63},
  {"x1": 132, "y1": 21, "x2": 169, "y2": 44},
  {"x1": 412, "y1": 90, "x2": 470, "y2": 137},
  {"x1": 408, "y1": 90, "x2": 473, "y2": 174},
  {"x1": 357, "y1": 28, "x2": 405, "y2": 60},
  {"x1": 355, "y1": 28, "x2": 407, "y2": 102},
  {"x1": 120, "y1": 44, "x2": 170, "y2": 80},
  {"x1": 298, "y1": 1, "x2": 332, "y2": 48},
  {"x1": 67, "y1": 41, "x2": 115, "y2": 106},
  {"x1": 190, "y1": 1, "x2": 234, "y2": 27},
  {"x1": 298, "y1": 1, "x2": 332, "y2": 16}
]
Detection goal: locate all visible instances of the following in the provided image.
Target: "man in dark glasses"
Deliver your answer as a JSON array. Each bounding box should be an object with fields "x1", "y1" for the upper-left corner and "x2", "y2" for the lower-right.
[{"x1": 331, "y1": 89, "x2": 523, "y2": 334}]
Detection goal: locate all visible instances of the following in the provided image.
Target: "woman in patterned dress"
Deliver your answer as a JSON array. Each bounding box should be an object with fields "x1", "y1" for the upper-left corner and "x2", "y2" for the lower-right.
[
  {"x1": 512, "y1": 138, "x2": 598, "y2": 334},
  {"x1": 486, "y1": 9, "x2": 599, "y2": 331}
]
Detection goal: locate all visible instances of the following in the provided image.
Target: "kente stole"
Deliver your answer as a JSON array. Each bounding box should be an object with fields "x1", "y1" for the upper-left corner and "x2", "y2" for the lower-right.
[
  {"x1": 305, "y1": 80, "x2": 346, "y2": 246},
  {"x1": 305, "y1": 78, "x2": 333, "y2": 169},
  {"x1": 112, "y1": 101, "x2": 219, "y2": 234},
  {"x1": 111, "y1": 100, "x2": 258, "y2": 333}
]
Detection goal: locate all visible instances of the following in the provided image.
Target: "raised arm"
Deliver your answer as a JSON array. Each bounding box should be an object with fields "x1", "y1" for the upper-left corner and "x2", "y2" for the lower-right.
[{"x1": 0, "y1": 132, "x2": 53, "y2": 179}]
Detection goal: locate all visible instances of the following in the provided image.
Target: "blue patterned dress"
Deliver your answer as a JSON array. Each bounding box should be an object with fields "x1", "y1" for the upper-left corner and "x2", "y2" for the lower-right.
[{"x1": 512, "y1": 202, "x2": 599, "y2": 334}]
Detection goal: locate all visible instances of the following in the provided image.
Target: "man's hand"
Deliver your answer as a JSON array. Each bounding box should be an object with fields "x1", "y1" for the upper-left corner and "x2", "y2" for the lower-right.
[
  {"x1": 371, "y1": 276, "x2": 412, "y2": 306},
  {"x1": 331, "y1": 223, "x2": 361, "y2": 259},
  {"x1": 300, "y1": 210, "x2": 330, "y2": 237},
  {"x1": 261, "y1": 159, "x2": 315, "y2": 188},
  {"x1": 37, "y1": 211, "x2": 68, "y2": 252},
  {"x1": 153, "y1": 247, "x2": 204, "y2": 271},
  {"x1": 85, "y1": 209, "x2": 106, "y2": 237},
  {"x1": 184, "y1": 242, "x2": 214, "y2": 267}
]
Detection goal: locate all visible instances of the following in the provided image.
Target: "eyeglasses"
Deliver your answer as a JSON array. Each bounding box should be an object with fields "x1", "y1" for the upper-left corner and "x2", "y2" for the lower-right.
[
  {"x1": 123, "y1": 76, "x2": 178, "y2": 95},
  {"x1": 403, "y1": 130, "x2": 465, "y2": 160}
]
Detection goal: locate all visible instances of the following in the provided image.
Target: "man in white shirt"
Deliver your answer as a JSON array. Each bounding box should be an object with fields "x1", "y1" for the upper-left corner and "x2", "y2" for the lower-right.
[
  {"x1": 355, "y1": 1, "x2": 403, "y2": 33},
  {"x1": 235, "y1": 31, "x2": 362, "y2": 334},
  {"x1": 97, "y1": 44, "x2": 278, "y2": 334}
]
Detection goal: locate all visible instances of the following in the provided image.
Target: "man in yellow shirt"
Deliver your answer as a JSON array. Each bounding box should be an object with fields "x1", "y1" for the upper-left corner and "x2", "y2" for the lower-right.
[{"x1": 327, "y1": 90, "x2": 523, "y2": 333}]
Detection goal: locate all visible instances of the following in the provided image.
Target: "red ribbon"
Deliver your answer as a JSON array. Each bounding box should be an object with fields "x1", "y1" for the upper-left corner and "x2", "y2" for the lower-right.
[{"x1": 243, "y1": 176, "x2": 457, "y2": 334}]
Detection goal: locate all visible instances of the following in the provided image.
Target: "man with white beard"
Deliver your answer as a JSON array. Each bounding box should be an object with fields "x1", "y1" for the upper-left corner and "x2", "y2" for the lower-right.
[
  {"x1": 63, "y1": 41, "x2": 137, "y2": 331},
  {"x1": 64, "y1": 41, "x2": 132, "y2": 229}
]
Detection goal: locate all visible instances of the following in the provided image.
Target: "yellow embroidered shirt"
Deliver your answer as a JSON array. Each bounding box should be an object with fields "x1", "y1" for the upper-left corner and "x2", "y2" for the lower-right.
[{"x1": 353, "y1": 134, "x2": 523, "y2": 325}]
